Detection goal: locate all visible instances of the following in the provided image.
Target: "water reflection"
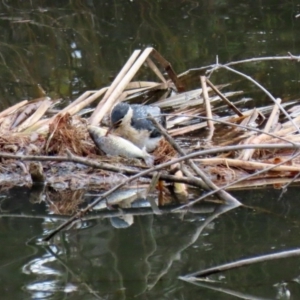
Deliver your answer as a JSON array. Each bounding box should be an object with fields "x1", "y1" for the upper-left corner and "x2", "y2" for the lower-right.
[
  {"x1": 17, "y1": 191, "x2": 229, "y2": 299},
  {"x1": 0, "y1": 0, "x2": 299, "y2": 108},
  {"x1": 1, "y1": 186, "x2": 300, "y2": 298}
]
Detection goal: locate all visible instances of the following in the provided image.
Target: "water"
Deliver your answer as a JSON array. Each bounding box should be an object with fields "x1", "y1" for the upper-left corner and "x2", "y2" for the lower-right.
[
  {"x1": 1, "y1": 0, "x2": 300, "y2": 299},
  {"x1": 1, "y1": 187, "x2": 300, "y2": 299}
]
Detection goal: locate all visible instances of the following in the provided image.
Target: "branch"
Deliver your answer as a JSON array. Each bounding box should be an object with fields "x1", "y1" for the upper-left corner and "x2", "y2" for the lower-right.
[
  {"x1": 0, "y1": 151, "x2": 201, "y2": 187},
  {"x1": 178, "y1": 54, "x2": 300, "y2": 77},
  {"x1": 148, "y1": 116, "x2": 241, "y2": 206},
  {"x1": 210, "y1": 64, "x2": 300, "y2": 133},
  {"x1": 173, "y1": 150, "x2": 300, "y2": 211}
]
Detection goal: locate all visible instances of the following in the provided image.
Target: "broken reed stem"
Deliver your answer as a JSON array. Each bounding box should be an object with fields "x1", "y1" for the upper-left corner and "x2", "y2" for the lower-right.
[
  {"x1": 0, "y1": 100, "x2": 28, "y2": 119},
  {"x1": 148, "y1": 116, "x2": 241, "y2": 206},
  {"x1": 90, "y1": 48, "x2": 152, "y2": 125},
  {"x1": 90, "y1": 50, "x2": 142, "y2": 125},
  {"x1": 239, "y1": 98, "x2": 282, "y2": 161},
  {"x1": 206, "y1": 78, "x2": 243, "y2": 117},
  {"x1": 264, "y1": 98, "x2": 281, "y2": 132},
  {"x1": 213, "y1": 64, "x2": 300, "y2": 134},
  {"x1": 200, "y1": 76, "x2": 215, "y2": 141},
  {"x1": 197, "y1": 157, "x2": 300, "y2": 172},
  {"x1": 151, "y1": 49, "x2": 184, "y2": 92},
  {"x1": 146, "y1": 57, "x2": 167, "y2": 83},
  {"x1": 163, "y1": 113, "x2": 297, "y2": 146}
]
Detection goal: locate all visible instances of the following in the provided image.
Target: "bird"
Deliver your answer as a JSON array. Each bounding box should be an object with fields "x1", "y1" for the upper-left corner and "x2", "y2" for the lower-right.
[{"x1": 108, "y1": 102, "x2": 165, "y2": 152}]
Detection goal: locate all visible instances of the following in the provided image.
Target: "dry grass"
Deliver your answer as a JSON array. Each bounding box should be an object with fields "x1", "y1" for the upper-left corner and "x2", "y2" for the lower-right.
[{"x1": 44, "y1": 113, "x2": 95, "y2": 156}]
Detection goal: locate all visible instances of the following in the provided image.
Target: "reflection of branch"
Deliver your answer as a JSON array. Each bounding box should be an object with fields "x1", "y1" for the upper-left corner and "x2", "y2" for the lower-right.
[
  {"x1": 0, "y1": 204, "x2": 217, "y2": 221},
  {"x1": 179, "y1": 278, "x2": 272, "y2": 300},
  {"x1": 45, "y1": 246, "x2": 104, "y2": 300},
  {"x1": 147, "y1": 204, "x2": 239, "y2": 290},
  {"x1": 183, "y1": 248, "x2": 300, "y2": 278},
  {"x1": 0, "y1": 213, "x2": 68, "y2": 220}
]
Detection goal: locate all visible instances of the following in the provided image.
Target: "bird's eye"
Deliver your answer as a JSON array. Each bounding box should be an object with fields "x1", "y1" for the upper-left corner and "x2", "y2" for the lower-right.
[{"x1": 114, "y1": 120, "x2": 122, "y2": 128}]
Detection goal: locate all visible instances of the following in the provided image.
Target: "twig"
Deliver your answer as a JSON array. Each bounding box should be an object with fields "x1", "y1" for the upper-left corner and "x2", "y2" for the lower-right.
[
  {"x1": 200, "y1": 76, "x2": 215, "y2": 141},
  {"x1": 148, "y1": 116, "x2": 241, "y2": 206},
  {"x1": 146, "y1": 172, "x2": 162, "y2": 214},
  {"x1": 184, "y1": 248, "x2": 300, "y2": 278},
  {"x1": 205, "y1": 78, "x2": 243, "y2": 117},
  {"x1": 1, "y1": 143, "x2": 300, "y2": 165},
  {"x1": 178, "y1": 54, "x2": 300, "y2": 78}
]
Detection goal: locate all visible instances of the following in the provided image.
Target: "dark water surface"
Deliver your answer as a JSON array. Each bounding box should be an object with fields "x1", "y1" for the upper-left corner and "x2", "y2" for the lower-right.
[{"x1": 1, "y1": 1, "x2": 300, "y2": 299}]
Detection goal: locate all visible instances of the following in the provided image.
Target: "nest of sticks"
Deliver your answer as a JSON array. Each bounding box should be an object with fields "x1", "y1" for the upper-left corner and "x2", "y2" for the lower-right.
[{"x1": 0, "y1": 48, "x2": 300, "y2": 197}]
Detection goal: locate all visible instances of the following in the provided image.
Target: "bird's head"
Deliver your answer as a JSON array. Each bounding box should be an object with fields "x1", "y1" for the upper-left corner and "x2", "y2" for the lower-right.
[{"x1": 107, "y1": 102, "x2": 133, "y2": 135}]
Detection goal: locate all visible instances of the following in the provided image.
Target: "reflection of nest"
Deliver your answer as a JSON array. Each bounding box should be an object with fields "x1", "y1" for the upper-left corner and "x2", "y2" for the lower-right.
[
  {"x1": 44, "y1": 113, "x2": 95, "y2": 156},
  {"x1": 46, "y1": 189, "x2": 85, "y2": 215}
]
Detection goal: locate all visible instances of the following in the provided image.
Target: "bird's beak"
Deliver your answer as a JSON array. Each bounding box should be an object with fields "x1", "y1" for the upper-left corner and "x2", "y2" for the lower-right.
[
  {"x1": 105, "y1": 125, "x2": 114, "y2": 136},
  {"x1": 105, "y1": 121, "x2": 121, "y2": 136}
]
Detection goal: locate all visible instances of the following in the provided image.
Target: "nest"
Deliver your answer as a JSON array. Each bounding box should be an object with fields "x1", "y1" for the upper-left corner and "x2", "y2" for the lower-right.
[
  {"x1": 44, "y1": 113, "x2": 95, "y2": 156},
  {"x1": 153, "y1": 139, "x2": 177, "y2": 164}
]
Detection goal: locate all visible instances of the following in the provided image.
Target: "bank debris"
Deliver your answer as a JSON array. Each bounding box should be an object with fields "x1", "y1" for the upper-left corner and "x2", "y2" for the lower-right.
[{"x1": 1, "y1": 48, "x2": 300, "y2": 213}]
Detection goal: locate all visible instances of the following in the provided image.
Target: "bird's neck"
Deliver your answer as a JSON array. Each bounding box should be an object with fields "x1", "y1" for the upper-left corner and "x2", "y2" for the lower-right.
[{"x1": 120, "y1": 107, "x2": 133, "y2": 127}]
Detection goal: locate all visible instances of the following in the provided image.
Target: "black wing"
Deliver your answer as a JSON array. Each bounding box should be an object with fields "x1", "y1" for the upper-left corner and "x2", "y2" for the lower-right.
[{"x1": 131, "y1": 104, "x2": 166, "y2": 129}]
